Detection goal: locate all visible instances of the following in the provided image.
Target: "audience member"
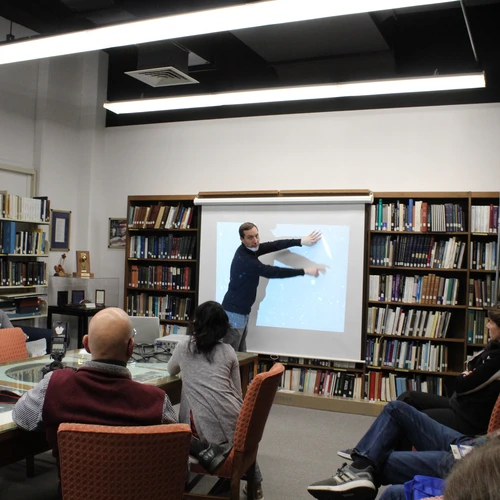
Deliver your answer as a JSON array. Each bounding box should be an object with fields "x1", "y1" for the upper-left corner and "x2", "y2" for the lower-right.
[
  {"x1": 13, "y1": 307, "x2": 177, "y2": 465},
  {"x1": 379, "y1": 435, "x2": 500, "y2": 499},
  {"x1": 167, "y1": 300, "x2": 264, "y2": 499},
  {"x1": 307, "y1": 400, "x2": 493, "y2": 500},
  {"x1": 398, "y1": 304, "x2": 500, "y2": 436}
]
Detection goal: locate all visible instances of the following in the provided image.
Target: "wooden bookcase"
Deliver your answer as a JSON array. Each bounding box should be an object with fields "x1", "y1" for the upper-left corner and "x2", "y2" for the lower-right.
[
  {"x1": 366, "y1": 192, "x2": 499, "y2": 403},
  {"x1": 124, "y1": 195, "x2": 200, "y2": 335},
  {"x1": 0, "y1": 194, "x2": 50, "y2": 325}
]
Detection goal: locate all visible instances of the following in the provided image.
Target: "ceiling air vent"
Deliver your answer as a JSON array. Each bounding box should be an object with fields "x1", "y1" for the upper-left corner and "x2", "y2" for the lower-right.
[{"x1": 125, "y1": 66, "x2": 199, "y2": 88}]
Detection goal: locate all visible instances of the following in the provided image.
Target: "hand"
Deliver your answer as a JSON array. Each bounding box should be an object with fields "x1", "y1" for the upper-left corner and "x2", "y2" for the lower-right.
[
  {"x1": 301, "y1": 230, "x2": 322, "y2": 247},
  {"x1": 304, "y1": 267, "x2": 320, "y2": 277}
]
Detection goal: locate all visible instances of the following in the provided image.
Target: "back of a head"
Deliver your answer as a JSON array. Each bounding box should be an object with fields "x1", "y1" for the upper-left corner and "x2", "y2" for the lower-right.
[
  {"x1": 489, "y1": 303, "x2": 500, "y2": 328},
  {"x1": 191, "y1": 301, "x2": 229, "y2": 358},
  {"x1": 444, "y1": 438, "x2": 500, "y2": 499},
  {"x1": 86, "y1": 308, "x2": 133, "y2": 361}
]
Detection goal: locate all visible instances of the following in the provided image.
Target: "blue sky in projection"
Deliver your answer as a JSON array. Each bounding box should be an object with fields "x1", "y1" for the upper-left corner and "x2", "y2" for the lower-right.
[{"x1": 216, "y1": 222, "x2": 349, "y2": 333}]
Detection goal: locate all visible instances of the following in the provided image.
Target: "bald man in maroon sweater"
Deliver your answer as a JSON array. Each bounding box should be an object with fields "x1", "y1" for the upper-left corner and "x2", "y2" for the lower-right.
[{"x1": 13, "y1": 307, "x2": 177, "y2": 462}]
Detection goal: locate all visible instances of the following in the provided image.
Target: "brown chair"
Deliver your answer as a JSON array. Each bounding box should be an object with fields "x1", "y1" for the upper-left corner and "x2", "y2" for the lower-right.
[
  {"x1": 58, "y1": 423, "x2": 191, "y2": 500},
  {"x1": 184, "y1": 362, "x2": 285, "y2": 500},
  {"x1": 488, "y1": 393, "x2": 500, "y2": 433},
  {"x1": 0, "y1": 327, "x2": 28, "y2": 362}
]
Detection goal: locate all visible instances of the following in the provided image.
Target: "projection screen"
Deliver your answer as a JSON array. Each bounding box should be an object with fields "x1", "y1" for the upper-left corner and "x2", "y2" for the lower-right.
[{"x1": 196, "y1": 195, "x2": 372, "y2": 362}]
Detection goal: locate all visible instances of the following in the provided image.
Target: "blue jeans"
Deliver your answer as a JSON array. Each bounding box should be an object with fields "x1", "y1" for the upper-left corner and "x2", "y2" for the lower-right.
[
  {"x1": 379, "y1": 485, "x2": 406, "y2": 500},
  {"x1": 354, "y1": 401, "x2": 473, "y2": 485},
  {"x1": 223, "y1": 311, "x2": 249, "y2": 352}
]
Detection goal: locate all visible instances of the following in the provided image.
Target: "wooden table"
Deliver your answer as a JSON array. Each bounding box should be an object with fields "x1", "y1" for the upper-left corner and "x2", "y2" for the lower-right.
[{"x1": 0, "y1": 349, "x2": 257, "y2": 470}]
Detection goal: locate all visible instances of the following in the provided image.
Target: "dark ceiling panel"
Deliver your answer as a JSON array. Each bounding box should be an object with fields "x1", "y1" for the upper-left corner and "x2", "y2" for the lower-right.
[{"x1": 0, "y1": 0, "x2": 498, "y2": 126}]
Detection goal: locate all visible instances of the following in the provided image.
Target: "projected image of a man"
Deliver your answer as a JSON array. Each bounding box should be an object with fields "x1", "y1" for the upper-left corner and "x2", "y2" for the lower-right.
[{"x1": 221, "y1": 222, "x2": 322, "y2": 352}]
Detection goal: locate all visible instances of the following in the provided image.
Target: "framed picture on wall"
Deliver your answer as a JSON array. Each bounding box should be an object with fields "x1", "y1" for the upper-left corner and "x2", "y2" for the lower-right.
[
  {"x1": 108, "y1": 218, "x2": 127, "y2": 249},
  {"x1": 50, "y1": 210, "x2": 71, "y2": 251}
]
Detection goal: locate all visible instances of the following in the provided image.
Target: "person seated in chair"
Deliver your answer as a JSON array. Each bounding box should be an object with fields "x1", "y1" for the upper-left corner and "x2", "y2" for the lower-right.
[
  {"x1": 167, "y1": 300, "x2": 264, "y2": 499},
  {"x1": 307, "y1": 400, "x2": 499, "y2": 500},
  {"x1": 380, "y1": 431, "x2": 500, "y2": 500},
  {"x1": 13, "y1": 307, "x2": 223, "y2": 481},
  {"x1": 398, "y1": 304, "x2": 500, "y2": 436},
  {"x1": 0, "y1": 309, "x2": 51, "y2": 354}
]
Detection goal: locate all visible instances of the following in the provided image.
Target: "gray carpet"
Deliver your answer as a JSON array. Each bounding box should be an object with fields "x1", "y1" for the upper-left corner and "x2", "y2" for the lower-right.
[{"x1": 0, "y1": 404, "x2": 379, "y2": 500}]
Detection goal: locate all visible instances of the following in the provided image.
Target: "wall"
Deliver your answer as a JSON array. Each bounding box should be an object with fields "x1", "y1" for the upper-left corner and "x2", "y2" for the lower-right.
[
  {"x1": 0, "y1": 16, "x2": 107, "y2": 312},
  {"x1": 97, "y1": 103, "x2": 500, "y2": 304}
]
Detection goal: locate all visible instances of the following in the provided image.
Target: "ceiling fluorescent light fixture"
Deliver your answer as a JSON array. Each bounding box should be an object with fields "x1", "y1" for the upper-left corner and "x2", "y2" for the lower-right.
[
  {"x1": 103, "y1": 73, "x2": 485, "y2": 114},
  {"x1": 0, "y1": 0, "x2": 456, "y2": 65}
]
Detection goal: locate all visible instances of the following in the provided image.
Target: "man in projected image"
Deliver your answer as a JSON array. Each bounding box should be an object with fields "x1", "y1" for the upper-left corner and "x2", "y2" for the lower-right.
[{"x1": 221, "y1": 222, "x2": 322, "y2": 352}]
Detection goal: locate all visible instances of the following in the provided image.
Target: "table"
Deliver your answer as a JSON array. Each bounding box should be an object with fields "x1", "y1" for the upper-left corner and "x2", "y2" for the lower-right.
[
  {"x1": 0, "y1": 349, "x2": 257, "y2": 470},
  {"x1": 46, "y1": 305, "x2": 106, "y2": 348}
]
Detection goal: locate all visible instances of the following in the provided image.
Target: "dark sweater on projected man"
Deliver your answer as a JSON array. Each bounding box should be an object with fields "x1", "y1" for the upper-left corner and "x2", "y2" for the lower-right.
[{"x1": 222, "y1": 239, "x2": 304, "y2": 315}]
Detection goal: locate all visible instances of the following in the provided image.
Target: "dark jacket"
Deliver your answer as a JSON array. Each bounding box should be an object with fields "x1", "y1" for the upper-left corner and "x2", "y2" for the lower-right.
[
  {"x1": 222, "y1": 239, "x2": 304, "y2": 315},
  {"x1": 450, "y1": 340, "x2": 500, "y2": 433}
]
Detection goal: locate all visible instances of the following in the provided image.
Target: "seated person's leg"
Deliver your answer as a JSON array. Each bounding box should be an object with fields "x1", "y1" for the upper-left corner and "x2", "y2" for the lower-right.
[
  {"x1": 379, "y1": 484, "x2": 406, "y2": 500},
  {"x1": 21, "y1": 326, "x2": 51, "y2": 354},
  {"x1": 398, "y1": 391, "x2": 451, "y2": 411},
  {"x1": 379, "y1": 451, "x2": 454, "y2": 486}
]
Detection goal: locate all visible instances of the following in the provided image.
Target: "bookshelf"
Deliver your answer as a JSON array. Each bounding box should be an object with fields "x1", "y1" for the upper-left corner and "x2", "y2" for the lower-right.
[
  {"x1": 0, "y1": 193, "x2": 50, "y2": 324},
  {"x1": 367, "y1": 192, "x2": 499, "y2": 403},
  {"x1": 124, "y1": 195, "x2": 199, "y2": 335}
]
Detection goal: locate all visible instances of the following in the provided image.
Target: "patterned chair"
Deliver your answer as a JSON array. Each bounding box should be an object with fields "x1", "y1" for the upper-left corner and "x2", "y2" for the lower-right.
[
  {"x1": 184, "y1": 362, "x2": 285, "y2": 500},
  {"x1": 58, "y1": 423, "x2": 191, "y2": 500},
  {"x1": 0, "y1": 327, "x2": 28, "y2": 362}
]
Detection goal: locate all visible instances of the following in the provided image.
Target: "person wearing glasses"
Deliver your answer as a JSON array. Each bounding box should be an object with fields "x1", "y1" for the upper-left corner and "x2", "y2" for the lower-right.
[{"x1": 12, "y1": 307, "x2": 177, "y2": 473}]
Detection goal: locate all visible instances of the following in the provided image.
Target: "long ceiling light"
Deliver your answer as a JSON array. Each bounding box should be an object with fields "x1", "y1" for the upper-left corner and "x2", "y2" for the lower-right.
[
  {"x1": 0, "y1": 0, "x2": 456, "y2": 65},
  {"x1": 103, "y1": 73, "x2": 485, "y2": 114}
]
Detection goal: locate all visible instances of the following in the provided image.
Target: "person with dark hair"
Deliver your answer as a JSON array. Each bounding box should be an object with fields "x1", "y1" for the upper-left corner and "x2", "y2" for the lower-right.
[
  {"x1": 167, "y1": 300, "x2": 264, "y2": 498},
  {"x1": 397, "y1": 303, "x2": 500, "y2": 436},
  {"x1": 222, "y1": 221, "x2": 322, "y2": 351}
]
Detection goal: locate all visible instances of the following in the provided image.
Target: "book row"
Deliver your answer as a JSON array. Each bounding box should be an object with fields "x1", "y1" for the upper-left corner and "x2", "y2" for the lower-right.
[
  {"x1": 126, "y1": 292, "x2": 193, "y2": 321},
  {"x1": 279, "y1": 367, "x2": 363, "y2": 399},
  {"x1": 128, "y1": 264, "x2": 193, "y2": 290},
  {"x1": 467, "y1": 309, "x2": 488, "y2": 345},
  {"x1": 367, "y1": 306, "x2": 452, "y2": 338},
  {"x1": 129, "y1": 235, "x2": 196, "y2": 260},
  {"x1": 366, "y1": 371, "x2": 444, "y2": 402},
  {"x1": 128, "y1": 203, "x2": 194, "y2": 230},
  {"x1": 1, "y1": 295, "x2": 44, "y2": 318},
  {"x1": 0, "y1": 194, "x2": 50, "y2": 223},
  {"x1": 468, "y1": 276, "x2": 498, "y2": 307},
  {"x1": 370, "y1": 200, "x2": 465, "y2": 232},
  {"x1": 366, "y1": 337, "x2": 449, "y2": 372},
  {"x1": 470, "y1": 240, "x2": 497, "y2": 271},
  {"x1": 0, "y1": 260, "x2": 47, "y2": 287},
  {"x1": 369, "y1": 274, "x2": 460, "y2": 305},
  {"x1": 370, "y1": 234, "x2": 466, "y2": 269},
  {"x1": 470, "y1": 204, "x2": 499, "y2": 233},
  {"x1": 0, "y1": 223, "x2": 47, "y2": 255},
  {"x1": 273, "y1": 356, "x2": 357, "y2": 369}
]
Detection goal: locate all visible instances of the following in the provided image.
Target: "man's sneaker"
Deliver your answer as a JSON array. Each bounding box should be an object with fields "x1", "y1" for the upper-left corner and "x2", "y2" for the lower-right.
[
  {"x1": 337, "y1": 448, "x2": 353, "y2": 461},
  {"x1": 307, "y1": 463, "x2": 377, "y2": 500},
  {"x1": 243, "y1": 482, "x2": 264, "y2": 500}
]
